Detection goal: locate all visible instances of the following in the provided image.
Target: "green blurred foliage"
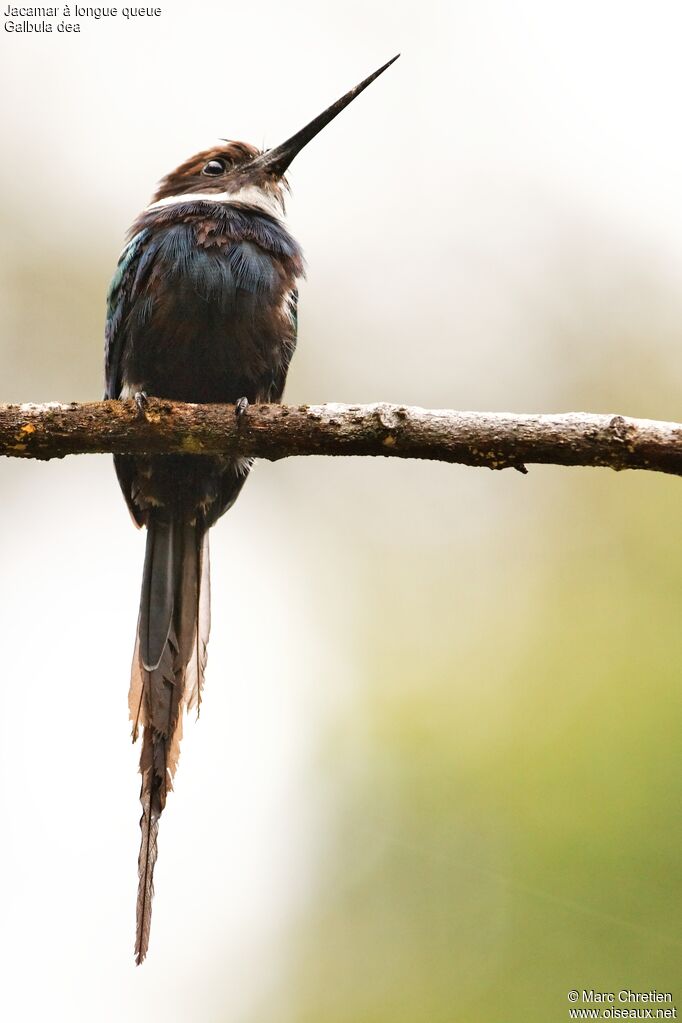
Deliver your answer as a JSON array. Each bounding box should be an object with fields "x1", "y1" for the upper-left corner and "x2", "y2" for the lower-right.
[{"x1": 271, "y1": 466, "x2": 682, "y2": 1022}]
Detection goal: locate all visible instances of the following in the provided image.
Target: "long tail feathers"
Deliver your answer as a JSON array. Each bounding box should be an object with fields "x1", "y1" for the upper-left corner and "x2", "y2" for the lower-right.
[
  {"x1": 135, "y1": 728, "x2": 160, "y2": 965},
  {"x1": 186, "y1": 531, "x2": 211, "y2": 714},
  {"x1": 129, "y1": 513, "x2": 210, "y2": 964}
]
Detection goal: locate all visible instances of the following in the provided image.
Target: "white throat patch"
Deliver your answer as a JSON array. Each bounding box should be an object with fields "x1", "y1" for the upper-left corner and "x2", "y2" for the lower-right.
[{"x1": 147, "y1": 185, "x2": 283, "y2": 218}]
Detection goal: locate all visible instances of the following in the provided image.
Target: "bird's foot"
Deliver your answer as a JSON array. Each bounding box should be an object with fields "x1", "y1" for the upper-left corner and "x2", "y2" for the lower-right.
[
  {"x1": 235, "y1": 397, "x2": 249, "y2": 423},
  {"x1": 133, "y1": 391, "x2": 149, "y2": 418}
]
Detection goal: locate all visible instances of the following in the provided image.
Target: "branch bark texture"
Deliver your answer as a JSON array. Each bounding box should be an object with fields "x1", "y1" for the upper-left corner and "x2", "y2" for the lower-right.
[{"x1": 1, "y1": 400, "x2": 682, "y2": 477}]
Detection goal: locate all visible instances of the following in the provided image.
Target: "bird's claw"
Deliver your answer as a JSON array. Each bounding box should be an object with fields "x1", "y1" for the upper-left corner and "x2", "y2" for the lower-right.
[
  {"x1": 134, "y1": 391, "x2": 149, "y2": 418},
  {"x1": 235, "y1": 397, "x2": 249, "y2": 422}
]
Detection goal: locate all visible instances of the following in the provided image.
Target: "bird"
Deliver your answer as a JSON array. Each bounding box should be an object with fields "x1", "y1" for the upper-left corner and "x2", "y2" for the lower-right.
[{"x1": 104, "y1": 54, "x2": 399, "y2": 965}]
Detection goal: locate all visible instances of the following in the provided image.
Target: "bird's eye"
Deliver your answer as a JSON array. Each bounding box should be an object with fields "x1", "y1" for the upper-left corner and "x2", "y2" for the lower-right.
[{"x1": 202, "y1": 159, "x2": 227, "y2": 176}]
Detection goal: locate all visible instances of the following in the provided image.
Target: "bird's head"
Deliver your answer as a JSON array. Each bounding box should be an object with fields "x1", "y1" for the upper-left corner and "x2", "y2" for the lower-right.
[{"x1": 150, "y1": 54, "x2": 399, "y2": 217}]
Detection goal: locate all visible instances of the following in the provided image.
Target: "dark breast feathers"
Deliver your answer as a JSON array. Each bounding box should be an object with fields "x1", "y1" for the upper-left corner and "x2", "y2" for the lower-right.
[{"x1": 104, "y1": 200, "x2": 304, "y2": 525}]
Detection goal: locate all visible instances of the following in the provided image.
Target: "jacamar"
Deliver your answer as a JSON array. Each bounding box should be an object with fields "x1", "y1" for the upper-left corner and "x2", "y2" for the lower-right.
[{"x1": 104, "y1": 55, "x2": 398, "y2": 964}]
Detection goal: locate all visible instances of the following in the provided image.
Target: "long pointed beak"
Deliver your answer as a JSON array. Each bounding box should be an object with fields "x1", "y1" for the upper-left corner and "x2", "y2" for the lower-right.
[{"x1": 250, "y1": 54, "x2": 400, "y2": 178}]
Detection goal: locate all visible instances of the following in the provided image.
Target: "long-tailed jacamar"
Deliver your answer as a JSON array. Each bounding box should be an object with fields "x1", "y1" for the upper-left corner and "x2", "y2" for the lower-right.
[{"x1": 104, "y1": 54, "x2": 398, "y2": 964}]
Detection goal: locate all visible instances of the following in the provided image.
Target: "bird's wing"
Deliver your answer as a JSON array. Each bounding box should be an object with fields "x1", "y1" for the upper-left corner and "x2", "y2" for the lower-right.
[
  {"x1": 104, "y1": 229, "x2": 150, "y2": 400},
  {"x1": 105, "y1": 229, "x2": 153, "y2": 526},
  {"x1": 267, "y1": 287, "x2": 298, "y2": 402}
]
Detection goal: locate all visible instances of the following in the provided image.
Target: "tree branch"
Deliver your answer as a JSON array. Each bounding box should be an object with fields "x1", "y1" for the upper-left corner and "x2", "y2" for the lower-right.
[{"x1": 1, "y1": 399, "x2": 682, "y2": 476}]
